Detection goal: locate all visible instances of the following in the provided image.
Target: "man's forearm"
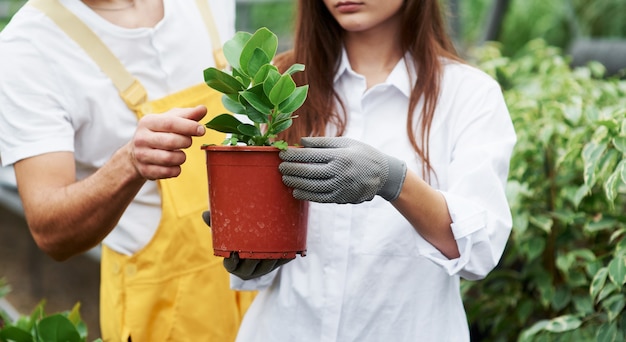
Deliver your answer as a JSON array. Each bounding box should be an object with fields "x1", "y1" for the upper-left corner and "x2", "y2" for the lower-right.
[{"x1": 16, "y1": 145, "x2": 146, "y2": 260}]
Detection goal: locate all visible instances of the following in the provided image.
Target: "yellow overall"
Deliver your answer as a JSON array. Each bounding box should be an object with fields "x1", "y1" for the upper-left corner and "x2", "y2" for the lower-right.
[{"x1": 27, "y1": 0, "x2": 255, "y2": 341}]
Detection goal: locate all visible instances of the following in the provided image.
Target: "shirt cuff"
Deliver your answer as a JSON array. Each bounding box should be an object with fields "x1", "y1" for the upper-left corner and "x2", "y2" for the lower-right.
[
  {"x1": 418, "y1": 191, "x2": 490, "y2": 277},
  {"x1": 230, "y1": 270, "x2": 278, "y2": 291}
]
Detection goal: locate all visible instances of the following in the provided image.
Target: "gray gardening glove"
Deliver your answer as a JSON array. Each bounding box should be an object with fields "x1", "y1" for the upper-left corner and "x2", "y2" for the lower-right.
[
  {"x1": 278, "y1": 137, "x2": 407, "y2": 204},
  {"x1": 202, "y1": 211, "x2": 294, "y2": 280}
]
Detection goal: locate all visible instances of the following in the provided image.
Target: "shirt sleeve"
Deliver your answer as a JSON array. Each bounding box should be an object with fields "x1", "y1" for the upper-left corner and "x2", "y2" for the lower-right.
[
  {"x1": 0, "y1": 20, "x2": 75, "y2": 166},
  {"x1": 422, "y1": 76, "x2": 517, "y2": 280}
]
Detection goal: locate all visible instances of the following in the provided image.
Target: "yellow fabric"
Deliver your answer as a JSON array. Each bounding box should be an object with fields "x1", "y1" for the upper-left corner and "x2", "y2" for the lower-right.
[
  {"x1": 100, "y1": 84, "x2": 255, "y2": 342},
  {"x1": 29, "y1": 1, "x2": 255, "y2": 341}
]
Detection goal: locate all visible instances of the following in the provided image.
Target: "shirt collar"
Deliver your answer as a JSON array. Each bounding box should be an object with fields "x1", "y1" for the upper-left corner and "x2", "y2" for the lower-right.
[{"x1": 334, "y1": 47, "x2": 414, "y2": 98}]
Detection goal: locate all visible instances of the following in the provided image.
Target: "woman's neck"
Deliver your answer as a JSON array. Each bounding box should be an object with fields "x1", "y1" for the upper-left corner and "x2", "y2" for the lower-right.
[{"x1": 343, "y1": 20, "x2": 403, "y2": 89}]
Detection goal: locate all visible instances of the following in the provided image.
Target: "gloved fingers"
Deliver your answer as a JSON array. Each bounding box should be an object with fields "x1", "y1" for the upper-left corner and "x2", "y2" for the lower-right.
[
  {"x1": 300, "y1": 136, "x2": 356, "y2": 148},
  {"x1": 292, "y1": 188, "x2": 348, "y2": 203},
  {"x1": 201, "y1": 210, "x2": 211, "y2": 226},
  {"x1": 224, "y1": 253, "x2": 296, "y2": 280},
  {"x1": 239, "y1": 258, "x2": 295, "y2": 280},
  {"x1": 223, "y1": 252, "x2": 241, "y2": 272},
  {"x1": 279, "y1": 161, "x2": 335, "y2": 179},
  {"x1": 274, "y1": 258, "x2": 295, "y2": 268},
  {"x1": 235, "y1": 259, "x2": 263, "y2": 280},
  {"x1": 279, "y1": 147, "x2": 336, "y2": 163},
  {"x1": 281, "y1": 175, "x2": 338, "y2": 193},
  {"x1": 250, "y1": 259, "x2": 280, "y2": 278}
]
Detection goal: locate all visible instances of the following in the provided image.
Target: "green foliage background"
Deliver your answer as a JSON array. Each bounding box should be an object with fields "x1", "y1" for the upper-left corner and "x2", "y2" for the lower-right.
[
  {"x1": 465, "y1": 40, "x2": 626, "y2": 341},
  {"x1": 455, "y1": 0, "x2": 626, "y2": 56}
]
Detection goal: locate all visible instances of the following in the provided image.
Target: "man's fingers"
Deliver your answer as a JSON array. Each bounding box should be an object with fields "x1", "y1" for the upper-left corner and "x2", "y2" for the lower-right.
[
  {"x1": 176, "y1": 105, "x2": 208, "y2": 122},
  {"x1": 141, "y1": 106, "x2": 207, "y2": 137},
  {"x1": 134, "y1": 130, "x2": 196, "y2": 151}
]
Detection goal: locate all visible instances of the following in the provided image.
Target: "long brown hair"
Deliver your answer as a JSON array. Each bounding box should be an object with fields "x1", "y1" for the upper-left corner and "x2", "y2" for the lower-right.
[{"x1": 275, "y1": 0, "x2": 460, "y2": 178}]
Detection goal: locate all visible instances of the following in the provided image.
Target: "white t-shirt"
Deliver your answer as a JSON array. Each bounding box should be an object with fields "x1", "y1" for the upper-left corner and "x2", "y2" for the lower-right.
[
  {"x1": 0, "y1": 0, "x2": 236, "y2": 254},
  {"x1": 231, "y1": 51, "x2": 517, "y2": 341}
]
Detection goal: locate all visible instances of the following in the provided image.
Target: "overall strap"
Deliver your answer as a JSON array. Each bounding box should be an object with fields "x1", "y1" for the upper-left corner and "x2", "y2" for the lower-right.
[
  {"x1": 27, "y1": 0, "x2": 226, "y2": 109},
  {"x1": 28, "y1": 0, "x2": 147, "y2": 108},
  {"x1": 194, "y1": 0, "x2": 227, "y2": 70}
]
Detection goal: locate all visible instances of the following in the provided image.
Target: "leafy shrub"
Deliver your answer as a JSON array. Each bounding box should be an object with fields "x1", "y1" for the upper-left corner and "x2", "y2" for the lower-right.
[
  {"x1": 456, "y1": 0, "x2": 626, "y2": 57},
  {"x1": 0, "y1": 278, "x2": 100, "y2": 342},
  {"x1": 462, "y1": 39, "x2": 626, "y2": 342}
]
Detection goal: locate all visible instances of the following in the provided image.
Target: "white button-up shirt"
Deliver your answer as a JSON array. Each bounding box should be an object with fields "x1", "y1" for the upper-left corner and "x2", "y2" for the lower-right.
[{"x1": 232, "y1": 50, "x2": 517, "y2": 342}]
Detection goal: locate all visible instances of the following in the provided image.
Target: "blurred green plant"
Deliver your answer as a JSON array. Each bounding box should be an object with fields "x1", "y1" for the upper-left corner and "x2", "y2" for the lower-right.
[
  {"x1": 455, "y1": 0, "x2": 626, "y2": 56},
  {"x1": 462, "y1": 39, "x2": 626, "y2": 341},
  {"x1": 235, "y1": 0, "x2": 294, "y2": 52},
  {"x1": 0, "y1": 0, "x2": 25, "y2": 31},
  {"x1": 0, "y1": 278, "x2": 101, "y2": 342}
]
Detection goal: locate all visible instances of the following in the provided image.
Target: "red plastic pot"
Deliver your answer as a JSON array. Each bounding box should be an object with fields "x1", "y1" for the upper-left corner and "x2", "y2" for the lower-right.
[{"x1": 202, "y1": 145, "x2": 309, "y2": 259}]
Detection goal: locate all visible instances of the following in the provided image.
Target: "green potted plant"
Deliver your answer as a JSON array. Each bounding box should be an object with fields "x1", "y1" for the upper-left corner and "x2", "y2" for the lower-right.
[{"x1": 201, "y1": 27, "x2": 309, "y2": 260}]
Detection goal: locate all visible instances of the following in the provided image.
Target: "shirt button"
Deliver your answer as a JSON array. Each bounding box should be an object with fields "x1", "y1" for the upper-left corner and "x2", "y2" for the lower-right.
[
  {"x1": 111, "y1": 262, "x2": 120, "y2": 274},
  {"x1": 126, "y1": 264, "x2": 137, "y2": 277}
]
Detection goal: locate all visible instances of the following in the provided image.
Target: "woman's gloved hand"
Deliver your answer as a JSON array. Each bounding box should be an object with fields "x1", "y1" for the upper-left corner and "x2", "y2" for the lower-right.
[
  {"x1": 202, "y1": 211, "x2": 294, "y2": 280},
  {"x1": 278, "y1": 137, "x2": 407, "y2": 204}
]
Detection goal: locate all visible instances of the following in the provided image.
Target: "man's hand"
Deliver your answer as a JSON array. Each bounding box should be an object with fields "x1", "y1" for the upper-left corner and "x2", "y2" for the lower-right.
[
  {"x1": 130, "y1": 105, "x2": 207, "y2": 180},
  {"x1": 279, "y1": 137, "x2": 407, "y2": 204}
]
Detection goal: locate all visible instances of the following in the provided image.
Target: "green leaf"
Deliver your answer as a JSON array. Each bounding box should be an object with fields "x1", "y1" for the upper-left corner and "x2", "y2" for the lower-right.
[
  {"x1": 596, "y1": 322, "x2": 618, "y2": 342},
  {"x1": 518, "y1": 320, "x2": 549, "y2": 342},
  {"x1": 23, "y1": 300, "x2": 46, "y2": 332},
  {"x1": 37, "y1": 315, "x2": 81, "y2": 342},
  {"x1": 572, "y1": 295, "x2": 594, "y2": 316},
  {"x1": 270, "y1": 118, "x2": 293, "y2": 135},
  {"x1": 247, "y1": 48, "x2": 271, "y2": 79},
  {"x1": 597, "y1": 282, "x2": 618, "y2": 303},
  {"x1": 205, "y1": 114, "x2": 244, "y2": 134},
  {"x1": 601, "y1": 294, "x2": 625, "y2": 322},
  {"x1": 240, "y1": 85, "x2": 273, "y2": 115},
  {"x1": 272, "y1": 140, "x2": 288, "y2": 150},
  {"x1": 263, "y1": 69, "x2": 282, "y2": 98},
  {"x1": 0, "y1": 326, "x2": 33, "y2": 342},
  {"x1": 232, "y1": 68, "x2": 251, "y2": 89},
  {"x1": 582, "y1": 141, "x2": 608, "y2": 188},
  {"x1": 269, "y1": 74, "x2": 296, "y2": 106},
  {"x1": 241, "y1": 96, "x2": 269, "y2": 124},
  {"x1": 612, "y1": 136, "x2": 626, "y2": 154},
  {"x1": 284, "y1": 63, "x2": 305, "y2": 75},
  {"x1": 223, "y1": 31, "x2": 252, "y2": 71},
  {"x1": 572, "y1": 184, "x2": 591, "y2": 208},
  {"x1": 551, "y1": 286, "x2": 571, "y2": 311},
  {"x1": 604, "y1": 164, "x2": 622, "y2": 203},
  {"x1": 585, "y1": 218, "x2": 618, "y2": 234},
  {"x1": 0, "y1": 279, "x2": 10, "y2": 298},
  {"x1": 236, "y1": 123, "x2": 261, "y2": 137},
  {"x1": 204, "y1": 68, "x2": 245, "y2": 94},
  {"x1": 529, "y1": 214, "x2": 553, "y2": 233},
  {"x1": 590, "y1": 267, "x2": 608, "y2": 301},
  {"x1": 253, "y1": 64, "x2": 279, "y2": 85},
  {"x1": 607, "y1": 255, "x2": 626, "y2": 286},
  {"x1": 240, "y1": 27, "x2": 277, "y2": 76},
  {"x1": 523, "y1": 236, "x2": 546, "y2": 261},
  {"x1": 221, "y1": 94, "x2": 246, "y2": 114},
  {"x1": 278, "y1": 85, "x2": 309, "y2": 114},
  {"x1": 543, "y1": 315, "x2": 582, "y2": 333}
]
